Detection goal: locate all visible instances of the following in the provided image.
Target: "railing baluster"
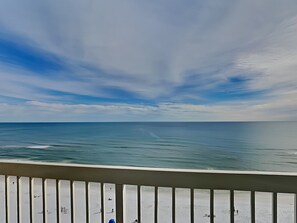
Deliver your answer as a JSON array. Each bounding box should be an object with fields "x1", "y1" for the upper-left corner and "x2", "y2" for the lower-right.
[
  {"x1": 210, "y1": 189, "x2": 214, "y2": 223},
  {"x1": 137, "y1": 185, "x2": 141, "y2": 223},
  {"x1": 5, "y1": 175, "x2": 8, "y2": 223},
  {"x1": 251, "y1": 191, "x2": 255, "y2": 223},
  {"x1": 116, "y1": 184, "x2": 124, "y2": 223},
  {"x1": 190, "y1": 188, "x2": 194, "y2": 223},
  {"x1": 43, "y1": 178, "x2": 46, "y2": 223},
  {"x1": 86, "y1": 182, "x2": 89, "y2": 223},
  {"x1": 230, "y1": 190, "x2": 234, "y2": 223},
  {"x1": 154, "y1": 186, "x2": 158, "y2": 223},
  {"x1": 8, "y1": 176, "x2": 18, "y2": 223},
  {"x1": 273, "y1": 192, "x2": 277, "y2": 223},
  {"x1": 70, "y1": 181, "x2": 74, "y2": 223},
  {"x1": 172, "y1": 187, "x2": 175, "y2": 223},
  {"x1": 100, "y1": 183, "x2": 104, "y2": 223},
  {"x1": 56, "y1": 179, "x2": 59, "y2": 223}
]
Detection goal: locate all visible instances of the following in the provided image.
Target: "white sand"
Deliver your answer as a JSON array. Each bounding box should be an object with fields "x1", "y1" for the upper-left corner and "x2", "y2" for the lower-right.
[{"x1": 0, "y1": 176, "x2": 295, "y2": 223}]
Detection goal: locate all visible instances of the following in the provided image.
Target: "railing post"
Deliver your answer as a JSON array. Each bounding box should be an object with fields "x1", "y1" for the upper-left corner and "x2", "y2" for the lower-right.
[
  {"x1": 42, "y1": 178, "x2": 46, "y2": 223},
  {"x1": 116, "y1": 184, "x2": 124, "y2": 223},
  {"x1": 210, "y1": 189, "x2": 214, "y2": 223},
  {"x1": 273, "y1": 192, "x2": 277, "y2": 223},
  {"x1": 230, "y1": 190, "x2": 234, "y2": 223},
  {"x1": 17, "y1": 177, "x2": 20, "y2": 223},
  {"x1": 5, "y1": 175, "x2": 8, "y2": 223},
  {"x1": 190, "y1": 188, "x2": 194, "y2": 223},
  {"x1": 101, "y1": 183, "x2": 105, "y2": 223},
  {"x1": 86, "y1": 182, "x2": 89, "y2": 223},
  {"x1": 251, "y1": 191, "x2": 255, "y2": 223},
  {"x1": 56, "y1": 179, "x2": 59, "y2": 223},
  {"x1": 295, "y1": 194, "x2": 297, "y2": 223},
  {"x1": 29, "y1": 178, "x2": 32, "y2": 223},
  {"x1": 154, "y1": 186, "x2": 158, "y2": 223},
  {"x1": 137, "y1": 185, "x2": 141, "y2": 223},
  {"x1": 172, "y1": 187, "x2": 175, "y2": 223},
  {"x1": 70, "y1": 181, "x2": 74, "y2": 223}
]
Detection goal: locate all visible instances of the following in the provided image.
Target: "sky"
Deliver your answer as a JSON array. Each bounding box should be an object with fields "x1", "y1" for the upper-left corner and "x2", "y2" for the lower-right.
[{"x1": 0, "y1": 0, "x2": 297, "y2": 122}]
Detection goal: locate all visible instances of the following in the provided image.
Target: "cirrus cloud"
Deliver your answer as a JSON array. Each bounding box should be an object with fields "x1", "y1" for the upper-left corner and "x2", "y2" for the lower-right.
[{"x1": 0, "y1": 0, "x2": 297, "y2": 121}]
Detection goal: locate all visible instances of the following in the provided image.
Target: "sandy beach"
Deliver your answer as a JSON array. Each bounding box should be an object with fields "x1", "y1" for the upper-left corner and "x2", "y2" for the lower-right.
[{"x1": 0, "y1": 176, "x2": 295, "y2": 223}]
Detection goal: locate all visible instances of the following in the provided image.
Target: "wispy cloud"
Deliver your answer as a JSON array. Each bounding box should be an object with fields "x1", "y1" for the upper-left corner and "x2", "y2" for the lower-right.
[{"x1": 0, "y1": 0, "x2": 297, "y2": 121}]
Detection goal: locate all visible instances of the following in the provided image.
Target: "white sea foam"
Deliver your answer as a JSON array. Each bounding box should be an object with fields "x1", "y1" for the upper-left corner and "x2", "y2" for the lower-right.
[
  {"x1": 1, "y1": 145, "x2": 16, "y2": 148},
  {"x1": 0, "y1": 145, "x2": 25, "y2": 149},
  {"x1": 26, "y1": 145, "x2": 51, "y2": 149},
  {"x1": 149, "y1": 132, "x2": 160, "y2": 139},
  {"x1": 0, "y1": 145, "x2": 51, "y2": 149}
]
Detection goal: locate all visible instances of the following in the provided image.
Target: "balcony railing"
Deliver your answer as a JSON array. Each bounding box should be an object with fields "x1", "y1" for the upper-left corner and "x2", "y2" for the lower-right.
[{"x1": 1, "y1": 160, "x2": 297, "y2": 223}]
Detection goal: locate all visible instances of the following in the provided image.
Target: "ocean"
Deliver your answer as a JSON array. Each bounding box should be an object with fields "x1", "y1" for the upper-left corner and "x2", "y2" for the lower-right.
[{"x1": 0, "y1": 122, "x2": 297, "y2": 172}]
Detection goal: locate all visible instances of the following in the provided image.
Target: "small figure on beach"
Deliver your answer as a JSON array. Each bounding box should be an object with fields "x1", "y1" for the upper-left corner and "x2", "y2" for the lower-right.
[
  {"x1": 232, "y1": 207, "x2": 239, "y2": 215},
  {"x1": 61, "y1": 206, "x2": 68, "y2": 214},
  {"x1": 203, "y1": 214, "x2": 216, "y2": 218}
]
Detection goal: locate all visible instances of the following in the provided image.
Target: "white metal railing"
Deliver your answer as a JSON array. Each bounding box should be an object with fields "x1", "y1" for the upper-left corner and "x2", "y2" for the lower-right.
[{"x1": 1, "y1": 160, "x2": 297, "y2": 223}]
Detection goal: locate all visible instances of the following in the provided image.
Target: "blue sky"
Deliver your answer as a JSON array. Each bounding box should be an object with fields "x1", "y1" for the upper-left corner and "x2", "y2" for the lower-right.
[{"x1": 0, "y1": 0, "x2": 297, "y2": 121}]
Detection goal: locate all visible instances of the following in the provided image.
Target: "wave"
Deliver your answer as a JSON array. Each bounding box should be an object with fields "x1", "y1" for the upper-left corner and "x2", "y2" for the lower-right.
[
  {"x1": 26, "y1": 145, "x2": 51, "y2": 149},
  {"x1": 0, "y1": 145, "x2": 51, "y2": 149},
  {"x1": 149, "y1": 132, "x2": 160, "y2": 139},
  {"x1": 0, "y1": 145, "x2": 22, "y2": 149}
]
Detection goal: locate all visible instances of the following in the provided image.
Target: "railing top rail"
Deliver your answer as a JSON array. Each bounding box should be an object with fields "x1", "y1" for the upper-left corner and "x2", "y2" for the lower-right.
[
  {"x1": 1, "y1": 160, "x2": 297, "y2": 193},
  {"x1": 1, "y1": 160, "x2": 296, "y2": 176}
]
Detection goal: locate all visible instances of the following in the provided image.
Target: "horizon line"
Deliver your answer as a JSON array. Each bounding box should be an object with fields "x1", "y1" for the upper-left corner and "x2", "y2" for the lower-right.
[{"x1": 0, "y1": 120, "x2": 296, "y2": 124}]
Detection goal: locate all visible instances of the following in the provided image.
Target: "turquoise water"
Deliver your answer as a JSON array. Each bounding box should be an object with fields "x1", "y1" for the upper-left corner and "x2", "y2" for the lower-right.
[{"x1": 0, "y1": 122, "x2": 297, "y2": 171}]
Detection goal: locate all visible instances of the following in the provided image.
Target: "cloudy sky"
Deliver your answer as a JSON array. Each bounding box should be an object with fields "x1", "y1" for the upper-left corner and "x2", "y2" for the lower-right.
[{"x1": 0, "y1": 0, "x2": 297, "y2": 121}]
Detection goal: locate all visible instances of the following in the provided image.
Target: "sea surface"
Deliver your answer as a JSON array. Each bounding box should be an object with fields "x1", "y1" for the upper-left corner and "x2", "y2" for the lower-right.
[{"x1": 0, "y1": 122, "x2": 297, "y2": 172}]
